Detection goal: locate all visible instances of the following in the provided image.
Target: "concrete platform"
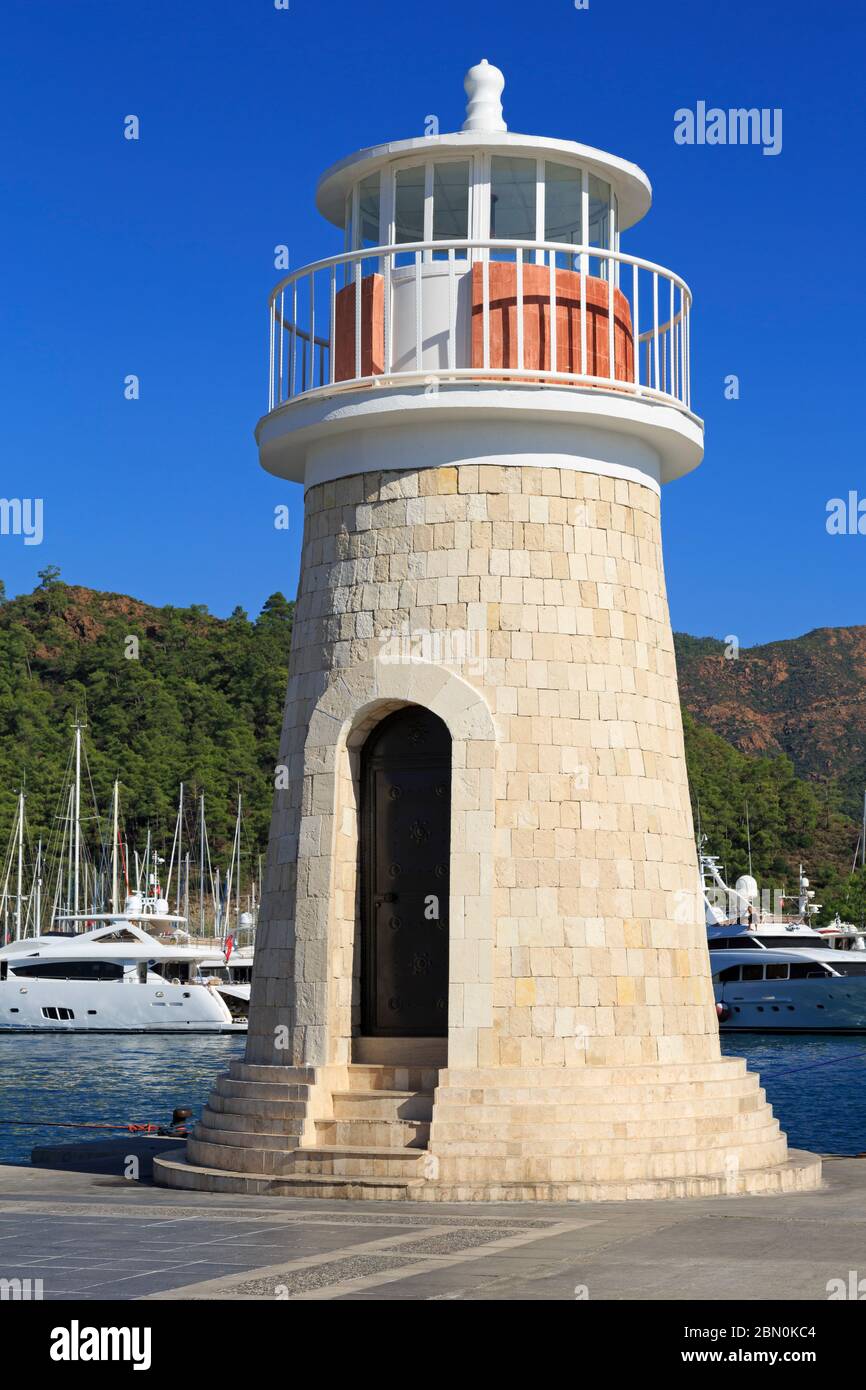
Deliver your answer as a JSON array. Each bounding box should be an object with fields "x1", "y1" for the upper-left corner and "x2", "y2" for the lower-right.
[{"x1": 0, "y1": 1155, "x2": 864, "y2": 1300}]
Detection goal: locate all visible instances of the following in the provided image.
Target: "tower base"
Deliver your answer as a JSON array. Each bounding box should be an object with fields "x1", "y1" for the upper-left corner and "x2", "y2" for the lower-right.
[{"x1": 153, "y1": 1057, "x2": 822, "y2": 1203}]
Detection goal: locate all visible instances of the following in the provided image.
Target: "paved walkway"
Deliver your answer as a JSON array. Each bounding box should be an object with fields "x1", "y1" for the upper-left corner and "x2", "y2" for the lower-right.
[{"x1": 0, "y1": 1157, "x2": 863, "y2": 1301}]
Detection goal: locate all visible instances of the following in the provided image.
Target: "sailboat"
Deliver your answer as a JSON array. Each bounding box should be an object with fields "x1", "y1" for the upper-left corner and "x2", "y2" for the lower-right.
[{"x1": 0, "y1": 728, "x2": 247, "y2": 1032}]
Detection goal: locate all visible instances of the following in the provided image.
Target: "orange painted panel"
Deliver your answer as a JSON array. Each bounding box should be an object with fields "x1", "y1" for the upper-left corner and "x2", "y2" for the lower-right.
[
  {"x1": 471, "y1": 263, "x2": 634, "y2": 383},
  {"x1": 334, "y1": 273, "x2": 385, "y2": 382}
]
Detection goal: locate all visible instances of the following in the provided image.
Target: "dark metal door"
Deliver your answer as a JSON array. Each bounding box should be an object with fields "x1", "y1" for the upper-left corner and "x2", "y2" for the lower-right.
[{"x1": 361, "y1": 707, "x2": 450, "y2": 1036}]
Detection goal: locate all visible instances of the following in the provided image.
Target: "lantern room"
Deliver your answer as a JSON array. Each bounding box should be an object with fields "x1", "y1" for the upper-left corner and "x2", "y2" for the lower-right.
[{"x1": 258, "y1": 59, "x2": 702, "y2": 491}]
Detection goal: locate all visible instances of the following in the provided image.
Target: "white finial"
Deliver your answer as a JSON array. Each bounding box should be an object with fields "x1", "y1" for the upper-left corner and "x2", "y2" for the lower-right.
[{"x1": 462, "y1": 58, "x2": 507, "y2": 133}]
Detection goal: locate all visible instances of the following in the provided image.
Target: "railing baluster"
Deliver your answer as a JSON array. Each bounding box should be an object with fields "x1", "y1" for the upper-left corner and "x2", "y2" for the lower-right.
[
  {"x1": 290, "y1": 282, "x2": 297, "y2": 398},
  {"x1": 482, "y1": 256, "x2": 490, "y2": 371},
  {"x1": 309, "y1": 272, "x2": 316, "y2": 389},
  {"x1": 278, "y1": 291, "x2": 285, "y2": 404},
  {"x1": 580, "y1": 252, "x2": 587, "y2": 378},
  {"x1": 669, "y1": 277, "x2": 676, "y2": 399},
  {"x1": 329, "y1": 267, "x2": 336, "y2": 386},
  {"x1": 607, "y1": 252, "x2": 615, "y2": 381},
  {"x1": 447, "y1": 247, "x2": 456, "y2": 373},
  {"x1": 652, "y1": 271, "x2": 660, "y2": 392},
  {"x1": 679, "y1": 297, "x2": 684, "y2": 402},
  {"x1": 632, "y1": 264, "x2": 640, "y2": 389},
  {"x1": 354, "y1": 259, "x2": 362, "y2": 380},
  {"x1": 268, "y1": 300, "x2": 275, "y2": 412},
  {"x1": 549, "y1": 254, "x2": 557, "y2": 377},
  {"x1": 415, "y1": 251, "x2": 422, "y2": 374},
  {"x1": 516, "y1": 247, "x2": 525, "y2": 373},
  {"x1": 685, "y1": 295, "x2": 691, "y2": 408},
  {"x1": 383, "y1": 250, "x2": 392, "y2": 375}
]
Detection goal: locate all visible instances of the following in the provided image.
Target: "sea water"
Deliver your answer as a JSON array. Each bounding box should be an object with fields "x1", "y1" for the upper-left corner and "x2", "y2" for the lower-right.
[
  {"x1": 0, "y1": 1034, "x2": 246, "y2": 1166},
  {"x1": 0, "y1": 1033, "x2": 864, "y2": 1166}
]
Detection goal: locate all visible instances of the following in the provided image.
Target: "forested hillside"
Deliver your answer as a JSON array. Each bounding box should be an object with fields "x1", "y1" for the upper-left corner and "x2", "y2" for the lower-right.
[
  {"x1": 0, "y1": 572, "x2": 293, "y2": 862},
  {"x1": 1, "y1": 573, "x2": 864, "y2": 925}
]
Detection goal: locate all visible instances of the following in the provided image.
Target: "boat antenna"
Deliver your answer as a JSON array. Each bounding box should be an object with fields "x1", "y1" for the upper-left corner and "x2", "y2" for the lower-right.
[{"x1": 745, "y1": 800, "x2": 753, "y2": 878}]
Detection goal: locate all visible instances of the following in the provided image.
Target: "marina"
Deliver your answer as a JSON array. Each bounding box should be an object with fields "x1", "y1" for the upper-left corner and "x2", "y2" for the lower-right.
[{"x1": 2, "y1": 0, "x2": 864, "y2": 1327}]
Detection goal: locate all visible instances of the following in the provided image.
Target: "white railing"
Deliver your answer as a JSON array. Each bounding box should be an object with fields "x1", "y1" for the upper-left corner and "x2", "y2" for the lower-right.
[{"x1": 266, "y1": 238, "x2": 693, "y2": 417}]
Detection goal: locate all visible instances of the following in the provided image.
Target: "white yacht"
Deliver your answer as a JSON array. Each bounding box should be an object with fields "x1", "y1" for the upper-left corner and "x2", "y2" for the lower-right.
[
  {"x1": 194, "y1": 941, "x2": 253, "y2": 1013},
  {"x1": 701, "y1": 843, "x2": 864, "y2": 952},
  {"x1": 700, "y1": 843, "x2": 866, "y2": 1032},
  {"x1": 710, "y1": 935, "x2": 866, "y2": 1033},
  {"x1": 0, "y1": 914, "x2": 247, "y2": 1033}
]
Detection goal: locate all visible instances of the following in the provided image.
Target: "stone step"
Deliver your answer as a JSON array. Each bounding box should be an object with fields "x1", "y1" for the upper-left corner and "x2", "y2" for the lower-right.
[
  {"x1": 315, "y1": 1117, "x2": 431, "y2": 1149},
  {"x1": 207, "y1": 1094, "x2": 308, "y2": 1124},
  {"x1": 186, "y1": 1132, "x2": 427, "y2": 1182},
  {"x1": 345, "y1": 1063, "x2": 441, "y2": 1093},
  {"x1": 434, "y1": 1077, "x2": 762, "y2": 1107},
  {"x1": 187, "y1": 1134, "x2": 300, "y2": 1176},
  {"x1": 352, "y1": 1037, "x2": 447, "y2": 1067},
  {"x1": 215, "y1": 1077, "x2": 313, "y2": 1102},
  {"x1": 291, "y1": 1145, "x2": 426, "y2": 1178},
  {"x1": 202, "y1": 1103, "x2": 304, "y2": 1135},
  {"x1": 155, "y1": 1150, "x2": 415, "y2": 1199},
  {"x1": 429, "y1": 1107, "x2": 776, "y2": 1147},
  {"x1": 153, "y1": 1147, "x2": 823, "y2": 1203},
  {"x1": 430, "y1": 1096, "x2": 769, "y2": 1127},
  {"x1": 331, "y1": 1090, "x2": 434, "y2": 1122},
  {"x1": 430, "y1": 1118, "x2": 781, "y2": 1159},
  {"x1": 193, "y1": 1122, "x2": 302, "y2": 1152},
  {"x1": 433, "y1": 1134, "x2": 791, "y2": 1185},
  {"x1": 229, "y1": 1062, "x2": 318, "y2": 1085},
  {"x1": 440, "y1": 1059, "x2": 750, "y2": 1088}
]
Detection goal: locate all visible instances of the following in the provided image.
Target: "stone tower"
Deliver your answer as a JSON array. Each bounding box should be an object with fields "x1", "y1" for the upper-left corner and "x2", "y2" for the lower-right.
[{"x1": 156, "y1": 62, "x2": 820, "y2": 1200}]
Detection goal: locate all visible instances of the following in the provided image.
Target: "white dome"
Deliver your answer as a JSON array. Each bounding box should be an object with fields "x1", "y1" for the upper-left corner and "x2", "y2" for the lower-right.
[{"x1": 735, "y1": 874, "x2": 759, "y2": 901}]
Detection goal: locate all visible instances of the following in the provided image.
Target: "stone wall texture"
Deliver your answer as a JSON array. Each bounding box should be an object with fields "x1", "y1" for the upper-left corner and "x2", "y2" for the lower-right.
[{"x1": 245, "y1": 461, "x2": 720, "y2": 1074}]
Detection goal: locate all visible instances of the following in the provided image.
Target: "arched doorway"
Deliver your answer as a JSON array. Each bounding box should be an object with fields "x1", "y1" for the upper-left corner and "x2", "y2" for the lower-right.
[{"x1": 360, "y1": 706, "x2": 451, "y2": 1037}]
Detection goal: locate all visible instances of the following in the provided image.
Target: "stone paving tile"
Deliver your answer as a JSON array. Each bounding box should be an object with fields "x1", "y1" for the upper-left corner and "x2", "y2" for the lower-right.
[
  {"x1": 232, "y1": 1254, "x2": 423, "y2": 1298},
  {"x1": 1, "y1": 1161, "x2": 865, "y2": 1301}
]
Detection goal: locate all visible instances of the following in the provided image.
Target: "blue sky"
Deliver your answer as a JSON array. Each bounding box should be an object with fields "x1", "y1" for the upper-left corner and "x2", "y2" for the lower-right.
[{"x1": 1, "y1": 0, "x2": 863, "y2": 644}]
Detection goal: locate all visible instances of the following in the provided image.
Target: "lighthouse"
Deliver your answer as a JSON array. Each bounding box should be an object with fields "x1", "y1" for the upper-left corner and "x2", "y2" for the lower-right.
[{"x1": 157, "y1": 63, "x2": 820, "y2": 1200}]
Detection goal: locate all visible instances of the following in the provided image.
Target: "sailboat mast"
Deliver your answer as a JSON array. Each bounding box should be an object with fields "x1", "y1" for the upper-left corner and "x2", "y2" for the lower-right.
[
  {"x1": 14, "y1": 789, "x2": 24, "y2": 941},
  {"x1": 111, "y1": 779, "x2": 120, "y2": 914},
  {"x1": 65, "y1": 783, "x2": 74, "y2": 919},
  {"x1": 234, "y1": 792, "x2": 242, "y2": 939},
  {"x1": 73, "y1": 721, "x2": 82, "y2": 915},
  {"x1": 176, "y1": 782, "x2": 184, "y2": 916},
  {"x1": 199, "y1": 793, "x2": 205, "y2": 937},
  {"x1": 34, "y1": 838, "x2": 42, "y2": 937}
]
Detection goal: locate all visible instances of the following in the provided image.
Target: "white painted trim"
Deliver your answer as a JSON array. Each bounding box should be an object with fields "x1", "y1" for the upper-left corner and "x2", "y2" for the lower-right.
[
  {"x1": 256, "y1": 382, "x2": 703, "y2": 489},
  {"x1": 317, "y1": 130, "x2": 652, "y2": 232}
]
